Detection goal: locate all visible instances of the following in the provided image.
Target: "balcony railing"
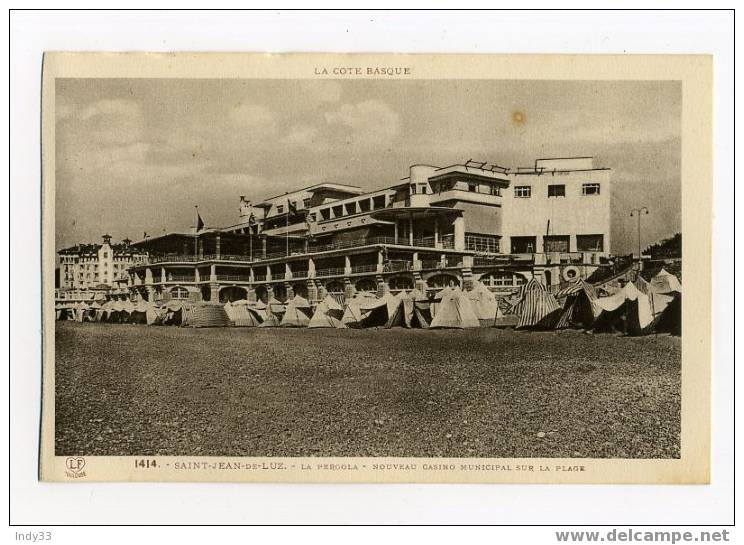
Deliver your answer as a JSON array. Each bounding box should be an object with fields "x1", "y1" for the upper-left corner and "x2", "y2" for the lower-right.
[
  {"x1": 165, "y1": 275, "x2": 196, "y2": 283},
  {"x1": 382, "y1": 260, "x2": 412, "y2": 273},
  {"x1": 216, "y1": 274, "x2": 252, "y2": 282},
  {"x1": 290, "y1": 270, "x2": 309, "y2": 279},
  {"x1": 350, "y1": 264, "x2": 379, "y2": 274},
  {"x1": 315, "y1": 267, "x2": 346, "y2": 278}
]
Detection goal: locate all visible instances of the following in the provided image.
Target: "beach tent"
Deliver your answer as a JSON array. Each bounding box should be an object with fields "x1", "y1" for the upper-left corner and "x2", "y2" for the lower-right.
[
  {"x1": 145, "y1": 303, "x2": 165, "y2": 325},
  {"x1": 280, "y1": 295, "x2": 313, "y2": 327},
  {"x1": 633, "y1": 275, "x2": 651, "y2": 295},
  {"x1": 358, "y1": 291, "x2": 400, "y2": 328},
  {"x1": 591, "y1": 290, "x2": 628, "y2": 333},
  {"x1": 257, "y1": 296, "x2": 286, "y2": 327},
  {"x1": 384, "y1": 290, "x2": 414, "y2": 328},
  {"x1": 129, "y1": 301, "x2": 150, "y2": 324},
  {"x1": 511, "y1": 278, "x2": 562, "y2": 329},
  {"x1": 622, "y1": 281, "x2": 655, "y2": 335},
  {"x1": 340, "y1": 292, "x2": 378, "y2": 328},
  {"x1": 308, "y1": 294, "x2": 346, "y2": 329},
  {"x1": 648, "y1": 268, "x2": 682, "y2": 295},
  {"x1": 407, "y1": 288, "x2": 432, "y2": 328},
  {"x1": 224, "y1": 300, "x2": 261, "y2": 327},
  {"x1": 161, "y1": 300, "x2": 190, "y2": 325},
  {"x1": 554, "y1": 279, "x2": 599, "y2": 330},
  {"x1": 591, "y1": 282, "x2": 657, "y2": 335},
  {"x1": 429, "y1": 286, "x2": 481, "y2": 329},
  {"x1": 381, "y1": 291, "x2": 413, "y2": 328},
  {"x1": 467, "y1": 281, "x2": 500, "y2": 326},
  {"x1": 653, "y1": 292, "x2": 681, "y2": 335},
  {"x1": 181, "y1": 303, "x2": 231, "y2": 328}
]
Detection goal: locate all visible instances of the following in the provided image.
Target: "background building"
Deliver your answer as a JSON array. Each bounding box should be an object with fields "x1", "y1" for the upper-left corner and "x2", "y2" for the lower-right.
[
  {"x1": 56, "y1": 235, "x2": 146, "y2": 302},
  {"x1": 128, "y1": 157, "x2": 612, "y2": 305}
]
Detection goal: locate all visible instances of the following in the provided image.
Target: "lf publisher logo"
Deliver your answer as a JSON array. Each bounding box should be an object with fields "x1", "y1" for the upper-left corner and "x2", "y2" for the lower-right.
[{"x1": 65, "y1": 456, "x2": 86, "y2": 478}]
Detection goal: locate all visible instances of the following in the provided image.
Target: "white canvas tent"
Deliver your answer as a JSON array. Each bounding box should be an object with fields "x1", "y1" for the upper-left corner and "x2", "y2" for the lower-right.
[
  {"x1": 340, "y1": 292, "x2": 378, "y2": 328},
  {"x1": 429, "y1": 287, "x2": 480, "y2": 329},
  {"x1": 279, "y1": 295, "x2": 313, "y2": 327},
  {"x1": 308, "y1": 294, "x2": 346, "y2": 329},
  {"x1": 648, "y1": 268, "x2": 682, "y2": 295},
  {"x1": 467, "y1": 280, "x2": 500, "y2": 325}
]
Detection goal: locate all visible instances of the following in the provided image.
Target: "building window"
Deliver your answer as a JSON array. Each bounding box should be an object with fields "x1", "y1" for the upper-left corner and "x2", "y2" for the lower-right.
[
  {"x1": 468, "y1": 183, "x2": 477, "y2": 193},
  {"x1": 410, "y1": 185, "x2": 416, "y2": 195},
  {"x1": 481, "y1": 272, "x2": 526, "y2": 287},
  {"x1": 576, "y1": 234, "x2": 604, "y2": 252},
  {"x1": 489, "y1": 185, "x2": 501, "y2": 196},
  {"x1": 320, "y1": 208, "x2": 331, "y2": 221},
  {"x1": 303, "y1": 198, "x2": 311, "y2": 208},
  {"x1": 511, "y1": 236, "x2": 537, "y2": 253},
  {"x1": 548, "y1": 184, "x2": 566, "y2": 197},
  {"x1": 544, "y1": 235, "x2": 570, "y2": 253},
  {"x1": 103, "y1": 252, "x2": 108, "y2": 258},
  {"x1": 276, "y1": 205, "x2": 284, "y2": 214},
  {"x1": 582, "y1": 183, "x2": 601, "y2": 195},
  {"x1": 419, "y1": 184, "x2": 428, "y2": 194},
  {"x1": 170, "y1": 286, "x2": 189, "y2": 299},
  {"x1": 514, "y1": 186, "x2": 531, "y2": 198}
]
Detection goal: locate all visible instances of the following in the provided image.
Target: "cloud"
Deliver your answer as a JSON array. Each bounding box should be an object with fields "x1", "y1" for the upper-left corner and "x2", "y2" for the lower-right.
[
  {"x1": 299, "y1": 80, "x2": 343, "y2": 103},
  {"x1": 229, "y1": 103, "x2": 276, "y2": 131},
  {"x1": 78, "y1": 99, "x2": 142, "y2": 121},
  {"x1": 282, "y1": 124, "x2": 319, "y2": 147},
  {"x1": 325, "y1": 99, "x2": 400, "y2": 143}
]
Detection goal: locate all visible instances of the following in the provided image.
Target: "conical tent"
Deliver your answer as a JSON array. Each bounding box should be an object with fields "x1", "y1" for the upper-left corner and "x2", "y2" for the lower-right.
[
  {"x1": 467, "y1": 280, "x2": 500, "y2": 324},
  {"x1": 512, "y1": 278, "x2": 562, "y2": 329},
  {"x1": 280, "y1": 295, "x2": 313, "y2": 327},
  {"x1": 224, "y1": 301, "x2": 262, "y2": 327},
  {"x1": 408, "y1": 288, "x2": 432, "y2": 328},
  {"x1": 648, "y1": 268, "x2": 682, "y2": 294},
  {"x1": 358, "y1": 291, "x2": 399, "y2": 328},
  {"x1": 381, "y1": 291, "x2": 410, "y2": 328},
  {"x1": 341, "y1": 292, "x2": 378, "y2": 328},
  {"x1": 308, "y1": 294, "x2": 346, "y2": 329},
  {"x1": 430, "y1": 286, "x2": 481, "y2": 329},
  {"x1": 554, "y1": 279, "x2": 598, "y2": 330}
]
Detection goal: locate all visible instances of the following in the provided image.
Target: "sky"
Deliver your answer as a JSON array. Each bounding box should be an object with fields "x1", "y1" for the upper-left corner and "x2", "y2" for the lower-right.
[{"x1": 55, "y1": 78, "x2": 681, "y2": 254}]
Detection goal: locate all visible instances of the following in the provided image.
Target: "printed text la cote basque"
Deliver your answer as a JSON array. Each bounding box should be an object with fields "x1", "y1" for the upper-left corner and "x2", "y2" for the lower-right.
[{"x1": 314, "y1": 66, "x2": 411, "y2": 76}]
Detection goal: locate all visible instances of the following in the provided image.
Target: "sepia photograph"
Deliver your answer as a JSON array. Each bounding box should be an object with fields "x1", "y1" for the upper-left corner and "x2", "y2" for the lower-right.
[{"x1": 39, "y1": 53, "x2": 711, "y2": 484}]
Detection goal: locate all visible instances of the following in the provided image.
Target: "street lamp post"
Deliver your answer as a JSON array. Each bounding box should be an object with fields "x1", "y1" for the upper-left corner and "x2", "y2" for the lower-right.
[{"x1": 630, "y1": 207, "x2": 649, "y2": 268}]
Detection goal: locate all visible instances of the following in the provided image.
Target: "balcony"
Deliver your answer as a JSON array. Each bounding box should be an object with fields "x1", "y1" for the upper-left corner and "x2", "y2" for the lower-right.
[
  {"x1": 165, "y1": 275, "x2": 196, "y2": 283},
  {"x1": 350, "y1": 264, "x2": 379, "y2": 274},
  {"x1": 216, "y1": 274, "x2": 252, "y2": 282},
  {"x1": 315, "y1": 267, "x2": 346, "y2": 278},
  {"x1": 382, "y1": 260, "x2": 412, "y2": 273}
]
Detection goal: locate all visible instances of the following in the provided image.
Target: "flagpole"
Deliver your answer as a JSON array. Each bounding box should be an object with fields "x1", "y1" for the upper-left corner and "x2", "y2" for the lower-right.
[
  {"x1": 286, "y1": 199, "x2": 289, "y2": 257},
  {"x1": 194, "y1": 205, "x2": 198, "y2": 257}
]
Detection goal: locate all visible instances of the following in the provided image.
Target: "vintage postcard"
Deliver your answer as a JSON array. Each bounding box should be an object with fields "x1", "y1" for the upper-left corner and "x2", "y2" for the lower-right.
[{"x1": 40, "y1": 53, "x2": 711, "y2": 483}]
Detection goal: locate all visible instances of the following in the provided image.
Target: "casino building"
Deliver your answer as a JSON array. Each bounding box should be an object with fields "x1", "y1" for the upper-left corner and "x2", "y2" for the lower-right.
[{"x1": 127, "y1": 157, "x2": 611, "y2": 304}]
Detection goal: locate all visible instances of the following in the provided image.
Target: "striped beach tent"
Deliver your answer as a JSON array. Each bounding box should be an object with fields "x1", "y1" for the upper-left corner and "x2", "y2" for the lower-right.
[
  {"x1": 512, "y1": 278, "x2": 562, "y2": 329},
  {"x1": 554, "y1": 279, "x2": 598, "y2": 329}
]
